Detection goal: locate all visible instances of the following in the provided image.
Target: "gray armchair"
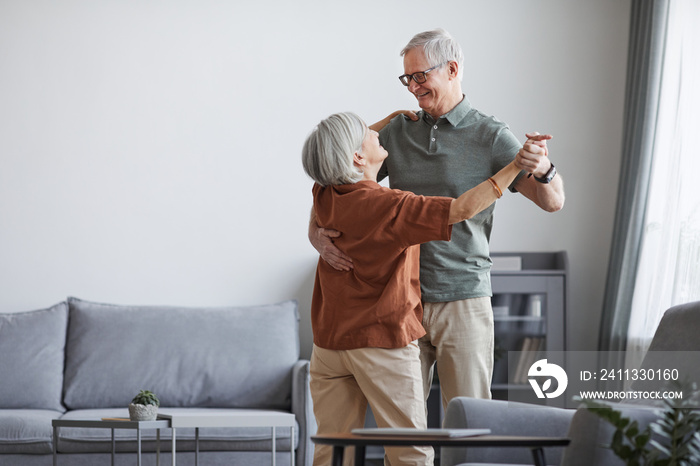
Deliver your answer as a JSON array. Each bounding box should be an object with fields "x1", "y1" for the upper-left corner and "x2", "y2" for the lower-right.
[
  {"x1": 441, "y1": 398, "x2": 572, "y2": 466},
  {"x1": 441, "y1": 300, "x2": 700, "y2": 466}
]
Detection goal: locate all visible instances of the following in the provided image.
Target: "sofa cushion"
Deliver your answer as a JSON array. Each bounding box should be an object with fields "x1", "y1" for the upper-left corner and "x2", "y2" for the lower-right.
[
  {"x1": 0, "y1": 409, "x2": 63, "y2": 454},
  {"x1": 0, "y1": 302, "x2": 68, "y2": 411},
  {"x1": 63, "y1": 297, "x2": 299, "y2": 411},
  {"x1": 56, "y1": 408, "x2": 298, "y2": 453}
]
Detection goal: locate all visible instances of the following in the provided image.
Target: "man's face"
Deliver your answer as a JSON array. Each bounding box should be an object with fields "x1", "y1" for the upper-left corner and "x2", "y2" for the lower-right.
[{"x1": 402, "y1": 47, "x2": 455, "y2": 118}]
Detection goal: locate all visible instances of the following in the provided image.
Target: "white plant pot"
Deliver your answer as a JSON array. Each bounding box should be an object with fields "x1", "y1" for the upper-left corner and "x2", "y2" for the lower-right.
[{"x1": 128, "y1": 403, "x2": 158, "y2": 421}]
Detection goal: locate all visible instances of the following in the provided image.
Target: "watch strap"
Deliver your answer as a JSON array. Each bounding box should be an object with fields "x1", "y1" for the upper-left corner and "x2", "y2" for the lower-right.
[{"x1": 534, "y1": 163, "x2": 556, "y2": 184}]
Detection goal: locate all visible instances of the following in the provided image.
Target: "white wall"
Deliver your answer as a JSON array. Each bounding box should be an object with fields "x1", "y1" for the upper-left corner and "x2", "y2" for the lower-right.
[{"x1": 0, "y1": 0, "x2": 630, "y2": 358}]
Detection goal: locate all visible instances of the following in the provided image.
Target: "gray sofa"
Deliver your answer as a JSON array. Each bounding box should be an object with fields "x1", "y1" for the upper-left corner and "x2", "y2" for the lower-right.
[
  {"x1": 441, "y1": 300, "x2": 700, "y2": 466},
  {"x1": 0, "y1": 297, "x2": 315, "y2": 466}
]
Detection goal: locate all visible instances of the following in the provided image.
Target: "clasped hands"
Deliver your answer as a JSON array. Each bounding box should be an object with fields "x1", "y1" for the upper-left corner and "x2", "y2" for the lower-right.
[{"x1": 516, "y1": 132, "x2": 552, "y2": 178}]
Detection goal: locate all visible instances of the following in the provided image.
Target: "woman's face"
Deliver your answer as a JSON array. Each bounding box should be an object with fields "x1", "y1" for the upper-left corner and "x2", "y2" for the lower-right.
[{"x1": 360, "y1": 129, "x2": 388, "y2": 166}]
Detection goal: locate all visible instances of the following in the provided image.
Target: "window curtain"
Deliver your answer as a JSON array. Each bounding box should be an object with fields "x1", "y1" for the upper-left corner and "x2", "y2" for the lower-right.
[
  {"x1": 624, "y1": 0, "x2": 700, "y2": 373},
  {"x1": 598, "y1": 0, "x2": 670, "y2": 354}
]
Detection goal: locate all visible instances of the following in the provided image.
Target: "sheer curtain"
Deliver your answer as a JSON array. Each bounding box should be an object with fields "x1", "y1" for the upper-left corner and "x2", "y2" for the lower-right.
[
  {"x1": 624, "y1": 0, "x2": 700, "y2": 372},
  {"x1": 598, "y1": 0, "x2": 669, "y2": 358}
]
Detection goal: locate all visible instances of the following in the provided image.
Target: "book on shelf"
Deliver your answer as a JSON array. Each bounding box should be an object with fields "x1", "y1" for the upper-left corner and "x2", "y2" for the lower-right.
[
  {"x1": 512, "y1": 337, "x2": 532, "y2": 383},
  {"x1": 520, "y1": 337, "x2": 543, "y2": 384},
  {"x1": 512, "y1": 337, "x2": 546, "y2": 384}
]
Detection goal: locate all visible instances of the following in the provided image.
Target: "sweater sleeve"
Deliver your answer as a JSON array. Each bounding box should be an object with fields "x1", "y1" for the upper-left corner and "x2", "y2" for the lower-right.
[{"x1": 384, "y1": 188, "x2": 453, "y2": 248}]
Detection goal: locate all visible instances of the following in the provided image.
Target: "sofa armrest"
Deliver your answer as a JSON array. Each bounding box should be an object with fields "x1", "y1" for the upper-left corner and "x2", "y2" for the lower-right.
[
  {"x1": 561, "y1": 404, "x2": 660, "y2": 466},
  {"x1": 441, "y1": 397, "x2": 574, "y2": 466},
  {"x1": 292, "y1": 359, "x2": 316, "y2": 466}
]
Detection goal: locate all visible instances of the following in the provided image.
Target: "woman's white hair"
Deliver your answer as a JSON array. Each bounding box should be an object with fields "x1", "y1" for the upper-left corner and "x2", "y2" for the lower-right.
[
  {"x1": 302, "y1": 112, "x2": 366, "y2": 187},
  {"x1": 401, "y1": 28, "x2": 464, "y2": 80}
]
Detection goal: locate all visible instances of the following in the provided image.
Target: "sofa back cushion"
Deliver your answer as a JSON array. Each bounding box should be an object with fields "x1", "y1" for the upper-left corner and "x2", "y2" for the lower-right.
[
  {"x1": 0, "y1": 302, "x2": 68, "y2": 411},
  {"x1": 63, "y1": 297, "x2": 299, "y2": 410}
]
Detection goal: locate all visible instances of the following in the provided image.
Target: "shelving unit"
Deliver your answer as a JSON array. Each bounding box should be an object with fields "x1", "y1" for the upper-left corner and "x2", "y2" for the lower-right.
[{"x1": 490, "y1": 251, "x2": 568, "y2": 405}]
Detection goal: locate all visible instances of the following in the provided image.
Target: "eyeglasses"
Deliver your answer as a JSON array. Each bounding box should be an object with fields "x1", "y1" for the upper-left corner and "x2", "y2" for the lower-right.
[{"x1": 398, "y1": 62, "x2": 447, "y2": 86}]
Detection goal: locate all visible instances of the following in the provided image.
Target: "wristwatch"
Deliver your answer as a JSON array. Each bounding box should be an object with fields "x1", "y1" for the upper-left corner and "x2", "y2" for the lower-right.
[{"x1": 534, "y1": 162, "x2": 557, "y2": 184}]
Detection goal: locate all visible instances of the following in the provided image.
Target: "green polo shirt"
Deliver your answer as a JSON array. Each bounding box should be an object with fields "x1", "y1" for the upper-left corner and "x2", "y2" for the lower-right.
[{"x1": 378, "y1": 95, "x2": 524, "y2": 303}]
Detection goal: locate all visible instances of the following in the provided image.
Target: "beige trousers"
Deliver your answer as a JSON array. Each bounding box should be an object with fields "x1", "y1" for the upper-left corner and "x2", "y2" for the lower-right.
[
  {"x1": 419, "y1": 297, "x2": 494, "y2": 413},
  {"x1": 310, "y1": 342, "x2": 433, "y2": 466}
]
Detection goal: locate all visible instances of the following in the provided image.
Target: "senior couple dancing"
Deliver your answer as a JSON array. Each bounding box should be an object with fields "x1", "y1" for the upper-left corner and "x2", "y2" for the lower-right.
[{"x1": 302, "y1": 29, "x2": 565, "y2": 466}]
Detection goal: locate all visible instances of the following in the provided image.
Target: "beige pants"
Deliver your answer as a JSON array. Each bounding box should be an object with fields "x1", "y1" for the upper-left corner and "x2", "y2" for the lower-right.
[
  {"x1": 310, "y1": 342, "x2": 433, "y2": 466},
  {"x1": 419, "y1": 297, "x2": 494, "y2": 412}
]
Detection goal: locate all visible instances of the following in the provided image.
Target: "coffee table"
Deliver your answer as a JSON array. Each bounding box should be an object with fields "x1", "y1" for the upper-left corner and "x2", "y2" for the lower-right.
[
  {"x1": 52, "y1": 418, "x2": 170, "y2": 466},
  {"x1": 158, "y1": 409, "x2": 296, "y2": 466},
  {"x1": 312, "y1": 431, "x2": 570, "y2": 466}
]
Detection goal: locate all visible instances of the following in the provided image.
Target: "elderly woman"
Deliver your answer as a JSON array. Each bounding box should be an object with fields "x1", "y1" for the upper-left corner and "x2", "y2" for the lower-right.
[{"x1": 302, "y1": 112, "x2": 522, "y2": 466}]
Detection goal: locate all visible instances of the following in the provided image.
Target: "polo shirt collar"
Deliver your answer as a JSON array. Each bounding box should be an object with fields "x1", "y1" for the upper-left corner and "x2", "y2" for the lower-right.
[{"x1": 422, "y1": 94, "x2": 472, "y2": 127}]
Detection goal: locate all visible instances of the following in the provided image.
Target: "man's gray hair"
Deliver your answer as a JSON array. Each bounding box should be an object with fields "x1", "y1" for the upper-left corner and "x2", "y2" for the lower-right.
[
  {"x1": 401, "y1": 28, "x2": 464, "y2": 80},
  {"x1": 302, "y1": 112, "x2": 366, "y2": 187}
]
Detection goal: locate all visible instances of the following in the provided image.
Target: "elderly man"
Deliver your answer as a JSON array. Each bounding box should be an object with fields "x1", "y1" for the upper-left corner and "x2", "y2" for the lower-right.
[{"x1": 309, "y1": 29, "x2": 565, "y2": 412}]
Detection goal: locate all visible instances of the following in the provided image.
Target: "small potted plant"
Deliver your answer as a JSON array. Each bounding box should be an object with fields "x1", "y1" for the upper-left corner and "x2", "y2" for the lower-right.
[{"x1": 128, "y1": 390, "x2": 160, "y2": 421}]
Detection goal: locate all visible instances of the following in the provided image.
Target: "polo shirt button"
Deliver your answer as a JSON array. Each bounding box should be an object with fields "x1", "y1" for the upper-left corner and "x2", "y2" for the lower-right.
[
  {"x1": 433, "y1": 125, "x2": 438, "y2": 129},
  {"x1": 431, "y1": 138, "x2": 436, "y2": 142}
]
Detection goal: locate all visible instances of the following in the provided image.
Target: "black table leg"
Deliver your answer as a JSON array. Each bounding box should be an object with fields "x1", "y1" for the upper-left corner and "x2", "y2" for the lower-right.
[
  {"x1": 353, "y1": 445, "x2": 366, "y2": 466},
  {"x1": 53, "y1": 426, "x2": 58, "y2": 466},
  {"x1": 530, "y1": 447, "x2": 547, "y2": 466},
  {"x1": 331, "y1": 446, "x2": 345, "y2": 466}
]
